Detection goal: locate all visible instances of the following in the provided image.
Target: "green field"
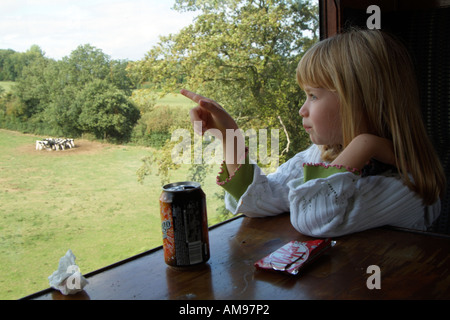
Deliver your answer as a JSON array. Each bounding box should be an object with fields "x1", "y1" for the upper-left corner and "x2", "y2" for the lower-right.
[{"x1": 0, "y1": 128, "x2": 224, "y2": 299}]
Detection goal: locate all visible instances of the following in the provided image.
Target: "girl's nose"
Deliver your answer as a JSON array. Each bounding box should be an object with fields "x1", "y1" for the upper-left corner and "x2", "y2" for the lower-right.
[{"x1": 299, "y1": 104, "x2": 307, "y2": 117}]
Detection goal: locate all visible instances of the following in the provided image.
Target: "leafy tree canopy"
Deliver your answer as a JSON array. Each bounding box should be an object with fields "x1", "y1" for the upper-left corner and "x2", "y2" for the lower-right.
[
  {"x1": 0, "y1": 45, "x2": 45, "y2": 81},
  {"x1": 129, "y1": 0, "x2": 318, "y2": 158},
  {"x1": 77, "y1": 79, "x2": 140, "y2": 140},
  {"x1": 6, "y1": 44, "x2": 139, "y2": 140}
]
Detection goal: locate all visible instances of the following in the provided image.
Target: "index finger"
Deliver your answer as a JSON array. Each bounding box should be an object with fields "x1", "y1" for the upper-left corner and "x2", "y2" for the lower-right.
[{"x1": 180, "y1": 89, "x2": 207, "y2": 103}]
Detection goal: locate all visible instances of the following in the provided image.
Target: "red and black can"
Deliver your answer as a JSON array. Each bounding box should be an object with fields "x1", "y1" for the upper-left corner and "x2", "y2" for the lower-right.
[{"x1": 159, "y1": 181, "x2": 210, "y2": 268}]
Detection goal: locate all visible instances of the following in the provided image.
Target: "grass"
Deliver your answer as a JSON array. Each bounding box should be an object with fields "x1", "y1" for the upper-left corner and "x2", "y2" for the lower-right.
[
  {"x1": 156, "y1": 92, "x2": 196, "y2": 109},
  {"x1": 0, "y1": 128, "x2": 225, "y2": 299}
]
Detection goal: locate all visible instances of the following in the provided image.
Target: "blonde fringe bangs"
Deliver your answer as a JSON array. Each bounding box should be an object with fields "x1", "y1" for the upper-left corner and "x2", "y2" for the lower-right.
[{"x1": 296, "y1": 40, "x2": 335, "y2": 92}]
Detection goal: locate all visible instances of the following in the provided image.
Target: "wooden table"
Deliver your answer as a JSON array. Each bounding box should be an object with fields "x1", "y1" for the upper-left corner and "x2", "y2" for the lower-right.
[{"x1": 24, "y1": 213, "x2": 450, "y2": 301}]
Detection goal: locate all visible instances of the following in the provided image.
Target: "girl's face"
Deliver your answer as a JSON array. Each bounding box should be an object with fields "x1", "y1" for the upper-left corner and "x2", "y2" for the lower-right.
[{"x1": 299, "y1": 86, "x2": 342, "y2": 146}]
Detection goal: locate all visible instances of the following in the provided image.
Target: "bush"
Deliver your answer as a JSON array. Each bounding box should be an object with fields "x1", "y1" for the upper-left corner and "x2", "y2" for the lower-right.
[{"x1": 130, "y1": 105, "x2": 190, "y2": 148}]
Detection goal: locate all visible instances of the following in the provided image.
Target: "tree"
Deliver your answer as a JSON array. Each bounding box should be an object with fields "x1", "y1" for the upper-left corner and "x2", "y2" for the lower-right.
[
  {"x1": 131, "y1": 0, "x2": 318, "y2": 159},
  {"x1": 10, "y1": 44, "x2": 138, "y2": 139},
  {"x1": 13, "y1": 55, "x2": 55, "y2": 119},
  {"x1": 0, "y1": 49, "x2": 18, "y2": 81},
  {"x1": 62, "y1": 44, "x2": 111, "y2": 86},
  {"x1": 0, "y1": 46, "x2": 45, "y2": 81},
  {"x1": 77, "y1": 79, "x2": 140, "y2": 141},
  {"x1": 63, "y1": 44, "x2": 134, "y2": 94}
]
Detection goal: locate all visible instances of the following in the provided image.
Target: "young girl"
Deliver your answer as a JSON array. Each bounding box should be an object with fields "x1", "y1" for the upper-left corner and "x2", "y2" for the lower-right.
[{"x1": 181, "y1": 29, "x2": 446, "y2": 237}]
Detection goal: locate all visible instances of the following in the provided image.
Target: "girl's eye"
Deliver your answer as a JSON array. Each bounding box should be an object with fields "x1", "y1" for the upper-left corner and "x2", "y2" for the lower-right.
[{"x1": 309, "y1": 94, "x2": 317, "y2": 101}]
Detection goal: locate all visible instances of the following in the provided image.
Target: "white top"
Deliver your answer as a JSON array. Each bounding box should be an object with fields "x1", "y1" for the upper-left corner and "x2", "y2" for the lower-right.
[{"x1": 224, "y1": 144, "x2": 441, "y2": 237}]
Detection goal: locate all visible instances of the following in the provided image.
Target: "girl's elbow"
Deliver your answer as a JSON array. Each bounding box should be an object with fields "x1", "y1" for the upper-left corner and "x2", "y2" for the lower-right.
[{"x1": 290, "y1": 214, "x2": 353, "y2": 238}]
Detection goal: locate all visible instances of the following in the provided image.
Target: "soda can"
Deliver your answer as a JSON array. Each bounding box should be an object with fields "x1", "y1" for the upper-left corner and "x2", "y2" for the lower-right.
[{"x1": 159, "y1": 181, "x2": 210, "y2": 268}]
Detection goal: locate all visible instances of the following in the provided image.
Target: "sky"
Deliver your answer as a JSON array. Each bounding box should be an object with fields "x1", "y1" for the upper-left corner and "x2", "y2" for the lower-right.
[{"x1": 0, "y1": 0, "x2": 198, "y2": 61}]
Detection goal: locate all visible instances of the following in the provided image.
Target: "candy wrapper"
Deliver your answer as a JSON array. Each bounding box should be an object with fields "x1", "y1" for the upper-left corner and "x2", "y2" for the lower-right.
[
  {"x1": 48, "y1": 249, "x2": 88, "y2": 295},
  {"x1": 254, "y1": 239, "x2": 335, "y2": 275}
]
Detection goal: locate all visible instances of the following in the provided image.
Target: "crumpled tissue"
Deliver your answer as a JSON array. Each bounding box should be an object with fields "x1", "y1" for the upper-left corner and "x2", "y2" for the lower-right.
[{"x1": 48, "y1": 249, "x2": 88, "y2": 295}]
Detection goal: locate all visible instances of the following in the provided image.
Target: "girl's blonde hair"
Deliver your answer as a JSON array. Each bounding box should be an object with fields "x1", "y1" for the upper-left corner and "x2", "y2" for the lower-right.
[{"x1": 297, "y1": 29, "x2": 445, "y2": 205}]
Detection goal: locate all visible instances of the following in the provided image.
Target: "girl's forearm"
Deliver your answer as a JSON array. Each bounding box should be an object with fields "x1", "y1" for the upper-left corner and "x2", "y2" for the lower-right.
[
  {"x1": 331, "y1": 134, "x2": 395, "y2": 170},
  {"x1": 223, "y1": 130, "x2": 246, "y2": 174}
]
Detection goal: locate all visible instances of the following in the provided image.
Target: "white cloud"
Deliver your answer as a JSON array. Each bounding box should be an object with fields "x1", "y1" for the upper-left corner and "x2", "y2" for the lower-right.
[{"x1": 0, "y1": 0, "x2": 197, "y2": 60}]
